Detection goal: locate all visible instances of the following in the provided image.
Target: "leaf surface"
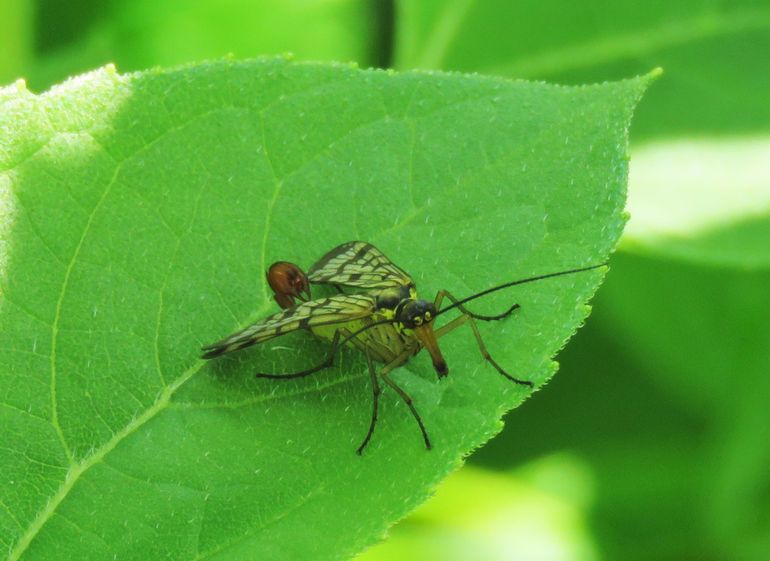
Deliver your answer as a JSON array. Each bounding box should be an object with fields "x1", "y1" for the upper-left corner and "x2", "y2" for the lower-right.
[{"x1": 0, "y1": 59, "x2": 651, "y2": 560}]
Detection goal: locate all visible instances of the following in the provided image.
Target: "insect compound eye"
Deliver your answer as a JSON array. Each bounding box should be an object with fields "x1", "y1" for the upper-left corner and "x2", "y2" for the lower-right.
[
  {"x1": 424, "y1": 311, "x2": 432, "y2": 321},
  {"x1": 413, "y1": 316, "x2": 423, "y2": 326}
]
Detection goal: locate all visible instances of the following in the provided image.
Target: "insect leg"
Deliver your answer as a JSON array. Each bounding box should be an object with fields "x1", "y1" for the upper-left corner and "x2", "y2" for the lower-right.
[
  {"x1": 356, "y1": 346, "x2": 382, "y2": 455},
  {"x1": 434, "y1": 290, "x2": 519, "y2": 321},
  {"x1": 254, "y1": 331, "x2": 340, "y2": 379},
  {"x1": 433, "y1": 305, "x2": 533, "y2": 388},
  {"x1": 379, "y1": 353, "x2": 432, "y2": 451}
]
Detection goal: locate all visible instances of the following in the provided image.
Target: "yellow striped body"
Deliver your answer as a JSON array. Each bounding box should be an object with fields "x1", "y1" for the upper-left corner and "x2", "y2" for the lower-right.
[{"x1": 201, "y1": 241, "x2": 420, "y2": 361}]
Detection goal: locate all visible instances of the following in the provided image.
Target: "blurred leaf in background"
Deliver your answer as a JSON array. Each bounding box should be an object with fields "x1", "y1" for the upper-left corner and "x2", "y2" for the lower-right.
[
  {"x1": 624, "y1": 137, "x2": 770, "y2": 268},
  {"x1": 3, "y1": 0, "x2": 387, "y2": 90},
  {"x1": 0, "y1": 0, "x2": 34, "y2": 82},
  {"x1": 359, "y1": 457, "x2": 599, "y2": 561}
]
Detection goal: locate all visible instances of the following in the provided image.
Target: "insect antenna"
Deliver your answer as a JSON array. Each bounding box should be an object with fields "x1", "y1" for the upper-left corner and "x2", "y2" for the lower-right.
[
  {"x1": 435, "y1": 263, "x2": 607, "y2": 318},
  {"x1": 254, "y1": 319, "x2": 397, "y2": 379}
]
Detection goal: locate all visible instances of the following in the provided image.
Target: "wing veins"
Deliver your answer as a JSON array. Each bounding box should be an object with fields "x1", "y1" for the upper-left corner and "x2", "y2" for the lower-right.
[
  {"x1": 307, "y1": 241, "x2": 413, "y2": 289},
  {"x1": 201, "y1": 293, "x2": 377, "y2": 357}
]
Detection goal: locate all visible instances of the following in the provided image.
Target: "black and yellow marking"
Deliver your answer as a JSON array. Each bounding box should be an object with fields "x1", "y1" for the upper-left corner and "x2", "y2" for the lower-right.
[{"x1": 201, "y1": 293, "x2": 377, "y2": 358}]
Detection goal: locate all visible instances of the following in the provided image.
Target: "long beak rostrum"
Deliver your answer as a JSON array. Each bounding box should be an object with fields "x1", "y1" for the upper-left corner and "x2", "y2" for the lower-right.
[{"x1": 414, "y1": 324, "x2": 448, "y2": 377}]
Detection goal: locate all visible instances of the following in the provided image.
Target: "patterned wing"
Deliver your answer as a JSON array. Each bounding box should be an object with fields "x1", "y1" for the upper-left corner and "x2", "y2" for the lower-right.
[
  {"x1": 201, "y1": 293, "x2": 377, "y2": 358},
  {"x1": 307, "y1": 241, "x2": 413, "y2": 289}
]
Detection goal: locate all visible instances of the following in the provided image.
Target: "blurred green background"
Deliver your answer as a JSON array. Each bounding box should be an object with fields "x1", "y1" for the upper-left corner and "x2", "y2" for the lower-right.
[{"x1": 3, "y1": 1, "x2": 768, "y2": 560}]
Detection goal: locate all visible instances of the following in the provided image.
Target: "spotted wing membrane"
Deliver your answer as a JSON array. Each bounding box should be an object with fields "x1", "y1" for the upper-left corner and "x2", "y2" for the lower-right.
[
  {"x1": 307, "y1": 241, "x2": 413, "y2": 289},
  {"x1": 201, "y1": 293, "x2": 377, "y2": 358}
]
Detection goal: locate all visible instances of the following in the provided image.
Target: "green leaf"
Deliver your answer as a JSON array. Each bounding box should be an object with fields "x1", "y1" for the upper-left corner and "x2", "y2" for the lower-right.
[
  {"x1": 622, "y1": 137, "x2": 770, "y2": 269},
  {"x1": 395, "y1": 0, "x2": 770, "y2": 139},
  {"x1": 25, "y1": 0, "x2": 376, "y2": 90},
  {"x1": 357, "y1": 459, "x2": 597, "y2": 561},
  {"x1": 394, "y1": 0, "x2": 770, "y2": 268},
  {"x1": 0, "y1": 0, "x2": 33, "y2": 84},
  {"x1": 0, "y1": 59, "x2": 651, "y2": 560},
  {"x1": 107, "y1": 0, "x2": 375, "y2": 69},
  {"x1": 596, "y1": 255, "x2": 770, "y2": 560}
]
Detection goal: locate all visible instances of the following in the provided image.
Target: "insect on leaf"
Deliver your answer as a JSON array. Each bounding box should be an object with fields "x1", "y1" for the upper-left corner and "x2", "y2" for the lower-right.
[{"x1": 0, "y1": 60, "x2": 655, "y2": 561}]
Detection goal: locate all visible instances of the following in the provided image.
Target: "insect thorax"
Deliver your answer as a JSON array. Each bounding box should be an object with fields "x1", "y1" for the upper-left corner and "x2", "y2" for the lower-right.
[{"x1": 374, "y1": 284, "x2": 417, "y2": 320}]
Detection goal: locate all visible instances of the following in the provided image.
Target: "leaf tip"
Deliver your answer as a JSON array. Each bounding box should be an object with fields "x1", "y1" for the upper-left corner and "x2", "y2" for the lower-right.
[{"x1": 639, "y1": 67, "x2": 664, "y2": 89}]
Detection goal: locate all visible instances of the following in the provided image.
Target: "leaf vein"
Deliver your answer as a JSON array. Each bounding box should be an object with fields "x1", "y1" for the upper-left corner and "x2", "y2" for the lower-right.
[
  {"x1": 169, "y1": 371, "x2": 362, "y2": 411},
  {"x1": 192, "y1": 485, "x2": 325, "y2": 561},
  {"x1": 49, "y1": 162, "x2": 124, "y2": 467},
  {"x1": 7, "y1": 359, "x2": 206, "y2": 561}
]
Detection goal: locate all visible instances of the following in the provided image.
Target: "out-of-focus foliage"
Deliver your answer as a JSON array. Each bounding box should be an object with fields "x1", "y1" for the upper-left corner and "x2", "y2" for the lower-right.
[
  {"x1": 4, "y1": 0, "x2": 381, "y2": 90},
  {"x1": 0, "y1": 0, "x2": 33, "y2": 80},
  {"x1": 623, "y1": 138, "x2": 770, "y2": 268},
  {"x1": 395, "y1": 0, "x2": 770, "y2": 139},
  {"x1": 2, "y1": 1, "x2": 768, "y2": 560},
  {"x1": 359, "y1": 459, "x2": 599, "y2": 561}
]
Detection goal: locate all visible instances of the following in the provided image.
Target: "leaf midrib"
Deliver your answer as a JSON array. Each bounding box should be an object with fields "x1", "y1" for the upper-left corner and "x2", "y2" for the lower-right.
[{"x1": 8, "y1": 358, "x2": 205, "y2": 561}]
